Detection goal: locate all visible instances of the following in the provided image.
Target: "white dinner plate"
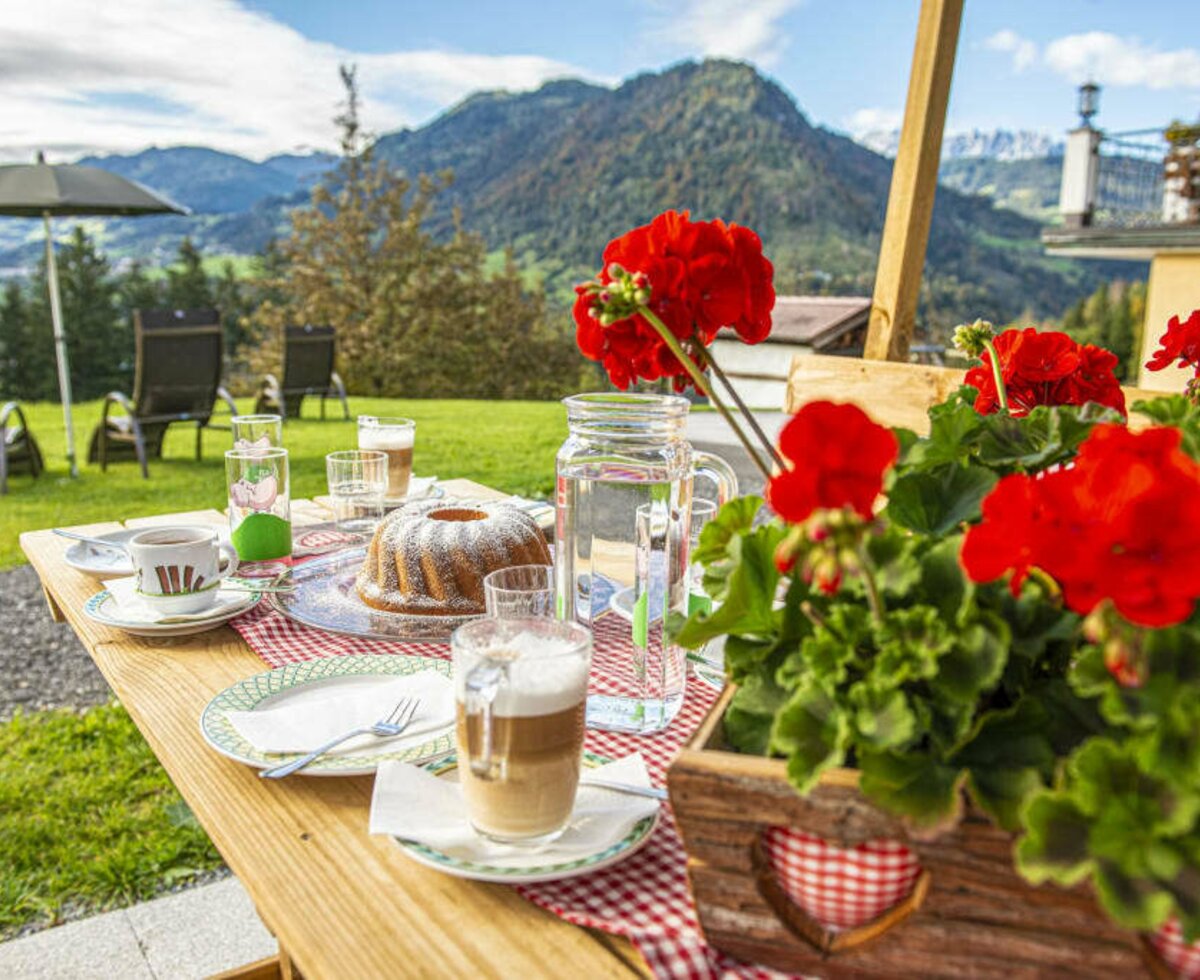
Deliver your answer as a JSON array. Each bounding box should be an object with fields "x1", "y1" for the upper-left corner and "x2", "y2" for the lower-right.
[
  {"x1": 83, "y1": 588, "x2": 258, "y2": 637},
  {"x1": 200, "y1": 655, "x2": 455, "y2": 776}
]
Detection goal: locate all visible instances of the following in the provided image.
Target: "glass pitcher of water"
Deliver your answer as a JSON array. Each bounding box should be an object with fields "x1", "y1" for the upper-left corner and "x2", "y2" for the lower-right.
[{"x1": 554, "y1": 392, "x2": 738, "y2": 733}]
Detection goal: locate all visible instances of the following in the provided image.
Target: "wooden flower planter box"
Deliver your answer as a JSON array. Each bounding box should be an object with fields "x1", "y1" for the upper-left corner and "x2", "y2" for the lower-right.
[{"x1": 667, "y1": 685, "x2": 1172, "y2": 978}]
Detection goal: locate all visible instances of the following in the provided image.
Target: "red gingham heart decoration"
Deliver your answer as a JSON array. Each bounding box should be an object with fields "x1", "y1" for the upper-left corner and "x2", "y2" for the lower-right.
[
  {"x1": 760, "y1": 826, "x2": 922, "y2": 931},
  {"x1": 1151, "y1": 919, "x2": 1200, "y2": 978}
]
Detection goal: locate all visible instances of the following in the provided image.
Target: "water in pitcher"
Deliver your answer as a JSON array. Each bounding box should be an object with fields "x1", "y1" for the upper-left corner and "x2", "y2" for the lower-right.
[{"x1": 554, "y1": 393, "x2": 737, "y2": 735}]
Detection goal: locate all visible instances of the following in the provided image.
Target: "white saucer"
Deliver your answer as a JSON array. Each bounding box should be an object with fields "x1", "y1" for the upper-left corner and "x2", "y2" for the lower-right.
[
  {"x1": 392, "y1": 754, "x2": 660, "y2": 884},
  {"x1": 83, "y1": 588, "x2": 258, "y2": 637},
  {"x1": 65, "y1": 526, "x2": 231, "y2": 578}
]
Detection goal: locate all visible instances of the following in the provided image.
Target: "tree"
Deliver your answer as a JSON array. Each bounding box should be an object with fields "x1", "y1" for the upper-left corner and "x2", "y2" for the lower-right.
[
  {"x1": 252, "y1": 65, "x2": 581, "y2": 399},
  {"x1": 164, "y1": 237, "x2": 214, "y2": 310},
  {"x1": 117, "y1": 259, "x2": 163, "y2": 322},
  {"x1": 0, "y1": 280, "x2": 53, "y2": 399},
  {"x1": 29, "y1": 226, "x2": 128, "y2": 400}
]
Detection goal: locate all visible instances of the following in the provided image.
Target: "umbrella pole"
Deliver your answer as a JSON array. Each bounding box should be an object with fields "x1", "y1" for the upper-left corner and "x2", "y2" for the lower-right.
[{"x1": 43, "y1": 212, "x2": 77, "y2": 477}]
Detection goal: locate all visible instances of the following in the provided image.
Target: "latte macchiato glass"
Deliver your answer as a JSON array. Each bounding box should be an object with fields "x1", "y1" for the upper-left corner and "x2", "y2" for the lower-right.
[
  {"x1": 357, "y1": 416, "x2": 415, "y2": 501},
  {"x1": 452, "y1": 617, "x2": 592, "y2": 845}
]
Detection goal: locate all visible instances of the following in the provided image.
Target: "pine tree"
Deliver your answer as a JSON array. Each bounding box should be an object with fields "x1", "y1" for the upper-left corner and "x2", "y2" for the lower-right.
[
  {"x1": 29, "y1": 227, "x2": 127, "y2": 400},
  {"x1": 213, "y1": 260, "x2": 252, "y2": 356},
  {"x1": 164, "y1": 237, "x2": 214, "y2": 310},
  {"x1": 0, "y1": 281, "x2": 52, "y2": 399},
  {"x1": 116, "y1": 260, "x2": 163, "y2": 322}
]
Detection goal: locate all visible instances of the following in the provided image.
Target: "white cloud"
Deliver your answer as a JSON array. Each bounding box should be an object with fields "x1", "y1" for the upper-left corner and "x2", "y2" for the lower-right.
[
  {"x1": 0, "y1": 0, "x2": 608, "y2": 163},
  {"x1": 645, "y1": 0, "x2": 804, "y2": 67},
  {"x1": 984, "y1": 29, "x2": 1038, "y2": 73},
  {"x1": 1044, "y1": 32, "x2": 1200, "y2": 90},
  {"x1": 845, "y1": 107, "x2": 902, "y2": 136}
]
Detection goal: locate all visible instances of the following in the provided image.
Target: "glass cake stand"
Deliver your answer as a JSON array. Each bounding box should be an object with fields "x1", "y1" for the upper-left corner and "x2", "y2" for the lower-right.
[{"x1": 268, "y1": 548, "x2": 481, "y2": 642}]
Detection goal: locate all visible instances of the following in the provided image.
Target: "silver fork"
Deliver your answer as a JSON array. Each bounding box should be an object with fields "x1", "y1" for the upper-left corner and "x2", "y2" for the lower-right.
[{"x1": 259, "y1": 696, "x2": 421, "y2": 779}]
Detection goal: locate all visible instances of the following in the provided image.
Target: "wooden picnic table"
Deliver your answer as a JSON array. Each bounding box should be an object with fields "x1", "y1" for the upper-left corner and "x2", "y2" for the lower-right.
[{"x1": 20, "y1": 479, "x2": 649, "y2": 980}]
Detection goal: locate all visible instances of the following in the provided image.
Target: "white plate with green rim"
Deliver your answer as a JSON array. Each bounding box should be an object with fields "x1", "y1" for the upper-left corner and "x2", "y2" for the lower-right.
[
  {"x1": 200, "y1": 655, "x2": 455, "y2": 776},
  {"x1": 392, "y1": 753, "x2": 660, "y2": 883}
]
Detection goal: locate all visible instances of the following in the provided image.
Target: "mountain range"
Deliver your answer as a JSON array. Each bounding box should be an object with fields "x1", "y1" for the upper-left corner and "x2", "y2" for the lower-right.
[
  {"x1": 0, "y1": 60, "x2": 1144, "y2": 333},
  {"x1": 857, "y1": 128, "x2": 1063, "y2": 161}
]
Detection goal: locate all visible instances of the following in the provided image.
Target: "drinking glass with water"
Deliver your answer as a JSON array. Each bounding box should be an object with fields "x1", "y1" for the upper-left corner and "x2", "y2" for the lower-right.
[{"x1": 326, "y1": 450, "x2": 387, "y2": 533}]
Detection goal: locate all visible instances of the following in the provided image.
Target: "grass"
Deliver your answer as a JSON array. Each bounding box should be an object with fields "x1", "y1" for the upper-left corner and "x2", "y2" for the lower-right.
[
  {"x1": 2, "y1": 396, "x2": 567, "y2": 569},
  {"x1": 0, "y1": 703, "x2": 223, "y2": 938}
]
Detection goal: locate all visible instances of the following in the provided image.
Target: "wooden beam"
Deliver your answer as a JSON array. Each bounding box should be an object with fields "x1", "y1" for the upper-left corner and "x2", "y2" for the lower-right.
[{"x1": 864, "y1": 0, "x2": 964, "y2": 362}]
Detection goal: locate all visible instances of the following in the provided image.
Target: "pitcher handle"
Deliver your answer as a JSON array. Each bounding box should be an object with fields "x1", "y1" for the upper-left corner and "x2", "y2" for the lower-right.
[
  {"x1": 462, "y1": 658, "x2": 507, "y2": 779},
  {"x1": 693, "y1": 450, "x2": 739, "y2": 504}
]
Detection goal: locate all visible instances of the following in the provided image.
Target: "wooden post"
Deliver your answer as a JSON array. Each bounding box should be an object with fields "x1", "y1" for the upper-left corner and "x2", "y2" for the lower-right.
[{"x1": 863, "y1": 0, "x2": 964, "y2": 362}]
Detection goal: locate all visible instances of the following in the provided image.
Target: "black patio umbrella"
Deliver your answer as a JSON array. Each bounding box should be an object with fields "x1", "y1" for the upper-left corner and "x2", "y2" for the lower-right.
[{"x1": 0, "y1": 152, "x2": 189, "y2": 476}]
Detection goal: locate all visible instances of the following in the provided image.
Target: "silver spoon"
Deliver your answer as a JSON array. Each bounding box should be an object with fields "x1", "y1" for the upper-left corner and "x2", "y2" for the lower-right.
[
  {"x1": 578, "y1": 777, "x2": 668, "y2": 801},
  {"x1": 53, "y1": 528, "x2": 127, "y2": 553}
]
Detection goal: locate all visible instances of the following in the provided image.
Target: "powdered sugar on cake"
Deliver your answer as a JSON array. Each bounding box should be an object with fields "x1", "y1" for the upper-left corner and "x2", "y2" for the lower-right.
[{"x1": 355, "y1": 500, "x2": 551, "y2": 615}]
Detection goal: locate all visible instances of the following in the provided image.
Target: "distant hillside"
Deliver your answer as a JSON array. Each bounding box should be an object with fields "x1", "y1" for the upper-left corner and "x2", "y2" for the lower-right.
[
  {"x1": 0, "y1": 61, "x2": 1144, "y2": 336},
  {"x1": 372, "y1": 61, "x2": 1140, "y2": 329}
]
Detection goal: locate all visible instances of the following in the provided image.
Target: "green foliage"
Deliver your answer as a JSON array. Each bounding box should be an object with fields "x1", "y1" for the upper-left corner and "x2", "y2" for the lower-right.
[
  {"x1": 1133, "y1": 395, "x2": 1200, "y2": 460},
  {"x1": 0, "y1": 703, "x2": 222, "y2": 938}
]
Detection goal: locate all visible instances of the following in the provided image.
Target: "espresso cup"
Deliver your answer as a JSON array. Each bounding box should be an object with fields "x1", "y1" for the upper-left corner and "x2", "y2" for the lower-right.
[
  {"x1": 128, "y1": 527, "x2": 239, "y2": 616},
  {"x1": 452, "y1": 617, "x2": 592, "y2": 845}
]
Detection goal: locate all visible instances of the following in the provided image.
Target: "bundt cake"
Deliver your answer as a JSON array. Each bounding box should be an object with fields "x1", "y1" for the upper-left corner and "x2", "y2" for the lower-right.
[{"x1": 355, "y1": 500, "x2": 552, "y2": 615}]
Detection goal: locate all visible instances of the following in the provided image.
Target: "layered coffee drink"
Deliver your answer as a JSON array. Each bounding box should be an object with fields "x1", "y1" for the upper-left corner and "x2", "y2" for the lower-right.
[
  {"x1": 357, "y1": 417, "x2": 414, "y2": 499},
  {"x1": 452, "y1": 619, "x2": 592, "y2": 844}
]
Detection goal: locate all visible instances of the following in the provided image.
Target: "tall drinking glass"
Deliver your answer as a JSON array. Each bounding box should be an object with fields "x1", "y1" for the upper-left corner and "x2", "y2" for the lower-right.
[
  {"x1": 687, "y1": 499, "x2": 718, "y2": 617},
  {"x1": 232, "y1": 414, "x2": 283, "y2": 450},
  {"x1": 357, "y1": 416, "x2": 415, "y2": 502},
  {"x1": 326, "y1": 450, "x2": 387, "y2": 533},
  {"x1": 453, "y1": 617, "x2": 592, "y2": 845},
  {"x1": 226, "y1": 447, "x2": 292, "y2": 577}
]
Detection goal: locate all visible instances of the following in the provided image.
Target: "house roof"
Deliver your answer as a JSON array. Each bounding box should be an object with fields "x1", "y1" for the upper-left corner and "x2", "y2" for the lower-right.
[{"x1": 721, "y1": 295, "x2": 871, "y2": 349}]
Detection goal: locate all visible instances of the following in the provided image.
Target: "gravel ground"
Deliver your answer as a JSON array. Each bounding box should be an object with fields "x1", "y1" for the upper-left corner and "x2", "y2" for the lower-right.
[{"x1": 0, "y1": 565, "x2": 112, "y2": 722}]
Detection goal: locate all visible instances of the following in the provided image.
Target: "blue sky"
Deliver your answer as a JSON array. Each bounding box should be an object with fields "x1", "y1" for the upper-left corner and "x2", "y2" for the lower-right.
[{"x1": 3, "y1": 0, "x2": 1197, "y2": 162}]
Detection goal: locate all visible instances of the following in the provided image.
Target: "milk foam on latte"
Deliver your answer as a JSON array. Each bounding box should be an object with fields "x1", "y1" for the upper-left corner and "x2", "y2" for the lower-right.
[
  {"x1": 358, "y1": 424, "x2": 413, "y2": 498},
  {"x1": 455, "y1": 631, "x2": 590, "y2": 842}
]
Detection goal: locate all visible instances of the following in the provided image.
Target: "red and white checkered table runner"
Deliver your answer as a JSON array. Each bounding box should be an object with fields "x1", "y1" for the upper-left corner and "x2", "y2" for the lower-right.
[{"x1": 230, "y1": 603, "x2": 1192, "y2": 978}]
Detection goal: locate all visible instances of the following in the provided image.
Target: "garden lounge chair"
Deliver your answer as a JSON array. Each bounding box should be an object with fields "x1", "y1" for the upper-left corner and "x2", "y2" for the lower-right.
[
  {"x1": 254, "y1": 324, "x2": 349, "y2": 420},
  {"x1": 87, "y1": 308, "x2": 237, "y2": 479},
  {"x1": 1, "y1": 401, "x2": 44, "y2": 494}
]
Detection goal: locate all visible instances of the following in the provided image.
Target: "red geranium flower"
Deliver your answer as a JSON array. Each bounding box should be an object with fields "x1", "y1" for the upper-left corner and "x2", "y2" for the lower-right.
[
  {"x1": 1146, "y1": 309, "x2": 1200, "y2": 375},
  {"x1": 573, "y1": 210, "x2": 775, "y2": 390},
  {"x1": 964, "y1": 327, "x2": 1126, "y2": 418},
  {"x1": 767, "y1": 402, "x2": 899, "y2": 524},
  {"x1": 961, "y1": 423, "x2": 1200, "y2": 629}
]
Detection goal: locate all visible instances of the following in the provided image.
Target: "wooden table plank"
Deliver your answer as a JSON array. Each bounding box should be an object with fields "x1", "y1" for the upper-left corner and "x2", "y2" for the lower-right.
[{"x1": 20, "y1": 494, "x2": 646, "y2": 979}]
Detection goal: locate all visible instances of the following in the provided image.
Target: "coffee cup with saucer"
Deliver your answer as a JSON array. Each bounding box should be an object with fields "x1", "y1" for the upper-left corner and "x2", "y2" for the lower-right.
[{"x1": 128, "y1": 526, "x2": 240, "y2": 617}]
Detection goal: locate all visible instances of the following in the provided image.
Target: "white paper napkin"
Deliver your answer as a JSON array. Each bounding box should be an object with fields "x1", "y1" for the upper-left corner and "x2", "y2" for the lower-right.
[
  {"x1": 226, "y1": 670, "x2": 454, "y2": 755},
  {"x1": 102, "y1": 575, "x2": 248, "y2": 624},
  {"x1": 386, "y1": 475, "x2": 439, "y2": 501},
  {"x1": 370, "y1": 753, "x2": 660, "y2": 866}
]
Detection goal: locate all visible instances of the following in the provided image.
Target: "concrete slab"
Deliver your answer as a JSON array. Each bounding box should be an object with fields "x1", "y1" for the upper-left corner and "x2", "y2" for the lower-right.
[
  {"x1": 0, "y1": 877, "x2": 276, "y2": 980},
  {"x1": 0, "y1": 906, "x2": 152, "y2": 980},
  {"x1": 125, "y1": 876, "x2": 276, "y2": 979}
]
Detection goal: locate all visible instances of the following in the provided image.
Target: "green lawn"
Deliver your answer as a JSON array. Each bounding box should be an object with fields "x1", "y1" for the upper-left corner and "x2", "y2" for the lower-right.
[
  {"x1": 0, "y1": 703, "x2": 223, "y2": 938},
  {"x1": 0, "y1": 394, "x2": 568, "y2": 937},
  {"x1": 3, "y1": 396, "x2": 567, "y2": 569}
]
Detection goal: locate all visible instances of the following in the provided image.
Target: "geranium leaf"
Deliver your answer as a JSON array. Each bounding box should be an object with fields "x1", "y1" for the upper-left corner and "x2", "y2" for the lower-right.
[
  {"x1": 1016, "y1": 793, "x2": 1095, "y2": 885},
  {"x1": 885, "y1": 463, "x2": 998, "y2": 536},
  {"x1": 723, "y1": 673, "x2": 789, "y2": 756},
  {"x1": 857, "y1": 749, "x2": 965, "y2": 831},
  {"x1": 771, "y1": 679, "x2": 849, "y2": 794},
  {"x1": 917, "y1": 535, "x2": 970, "y2": 622},
  {"x1": 849, "y1": 686, "x2": 917, "y2": 750},
  {"x1": 692, "y1": 495, "x2": 764, "y2": 567},
  {"x1": 676, "y1": 521, "x2": 784, "y2": 646},
  {"x1": 930, "y1": 621, "x2": 1008, "y2": 706}
]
